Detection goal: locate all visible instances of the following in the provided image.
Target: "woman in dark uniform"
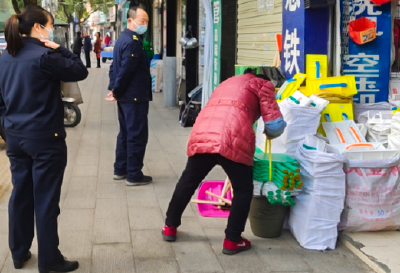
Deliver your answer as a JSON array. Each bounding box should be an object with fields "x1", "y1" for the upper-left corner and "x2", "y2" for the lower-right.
[{"x1": 0, "y1": 6, "x2": 88, "y2": 273}]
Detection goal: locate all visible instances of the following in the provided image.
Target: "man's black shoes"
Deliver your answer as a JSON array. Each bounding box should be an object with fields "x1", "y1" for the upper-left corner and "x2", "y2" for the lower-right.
[
  {"x1": 13, "y1": 251, "x2": 31, "y2": 269},
  {"x1": 39, "y1": 259, "x2": 79, "y2": 273}
]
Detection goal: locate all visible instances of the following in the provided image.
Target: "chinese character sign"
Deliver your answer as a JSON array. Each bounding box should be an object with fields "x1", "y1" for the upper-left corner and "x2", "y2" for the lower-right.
[
  {"x1": 212, "y1": 0, "x2": 221, "y2": 91},
  {"x1": 342, "y1": 0, "x2": 391, "y2": 103},
  {"x1": 282, "y1": 0, "x2": 305, "y2": 79}
]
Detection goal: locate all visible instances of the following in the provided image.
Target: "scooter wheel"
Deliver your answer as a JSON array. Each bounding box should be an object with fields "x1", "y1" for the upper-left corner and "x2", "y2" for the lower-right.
[{"x1": 64, "y1": 102, "x2": 82, "y2": 127}]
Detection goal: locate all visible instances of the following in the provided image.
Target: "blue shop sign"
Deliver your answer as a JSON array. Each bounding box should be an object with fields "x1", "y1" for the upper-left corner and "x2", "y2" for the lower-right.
[
  {"x1": 282, "y1": 0, "x2": 304, "y2": 79},
  {"x1": 282, "y1": 0, "x2": 330, "y2": 79},
  {"x1": 342, "y1": 0, "x2": 391, "y2": 103}
]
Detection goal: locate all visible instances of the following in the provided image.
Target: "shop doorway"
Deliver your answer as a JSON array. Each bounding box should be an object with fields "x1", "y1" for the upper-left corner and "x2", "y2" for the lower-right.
[{"x1": 220, "y1": 0, "x2": 237, "y2": 82}]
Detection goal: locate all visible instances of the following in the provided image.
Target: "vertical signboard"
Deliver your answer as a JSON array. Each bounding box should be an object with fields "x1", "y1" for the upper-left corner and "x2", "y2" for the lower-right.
[
  {"x1": 281, "y1": 0, "x2": 304, "y2": 79},
  {"x1": 342, "y1": 1, "x2": 391, "y2": 103},
  {"x1": 212, "y1": 0, "x2": 221, "y2": 91}
]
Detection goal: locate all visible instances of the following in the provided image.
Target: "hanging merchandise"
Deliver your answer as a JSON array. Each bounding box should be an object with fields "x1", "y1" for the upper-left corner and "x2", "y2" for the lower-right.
[
  {"x1": 370, "y1": 0, "x2": 391, "y2": 4},
  {"x1": 290, "y1": 135, "x2": 347, "y2": 250},
  {"x1": 349, "y1": 17, "x2": 377, "y2": 45},
  {"x1": 179, "y1": 26, "x2": 199, "y2": 49},
  {"x1": 339, "y1": 152, "x2": 400, "y2": 232}
]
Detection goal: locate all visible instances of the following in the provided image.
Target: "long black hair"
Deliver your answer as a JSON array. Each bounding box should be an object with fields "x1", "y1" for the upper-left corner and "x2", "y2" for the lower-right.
[
  {"x1": 5, "y1": 5, "x2": 54, "y2": 56},
  {"x1": 244, "y1": 68, "x2": 271, "y2": 81}
]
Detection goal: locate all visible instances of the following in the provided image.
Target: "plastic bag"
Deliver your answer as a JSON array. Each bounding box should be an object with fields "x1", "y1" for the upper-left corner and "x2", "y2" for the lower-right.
[
  {"x1": 339, "y1": 153, "x2": 400, "y2": 232},
  {"x1": 392, "y1": 112, "x2": 400, "y2": 135},
  {"x1": 388, "y1": 134, "x2": 400, "y2": 150},
  {"x1": 289, "y1": 135, "x2": 347, "y2": 250},
  {"x1": 365, "y1": 111, "x2": 392, "y2": 147},
  {"x1": 271, "y1": 99, "x2": 322, "y2": 157},
  {"x1": 353, "y1": 102, "x2": 391, "y2": 123}
]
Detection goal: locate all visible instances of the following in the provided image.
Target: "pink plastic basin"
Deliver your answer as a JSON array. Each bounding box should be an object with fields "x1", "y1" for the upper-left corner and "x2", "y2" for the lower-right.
[{"x1": 197, "y1": 180, "x2": 232, "y2": 218}]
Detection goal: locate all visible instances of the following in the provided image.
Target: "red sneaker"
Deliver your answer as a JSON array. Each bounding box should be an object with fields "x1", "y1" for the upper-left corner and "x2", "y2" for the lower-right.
[
  {"x1": 222, "y1": 237, "x2": 252, "y2": 255},
  {"x1": 162, "y1": 225, "x2": 177, "y2": 242}
]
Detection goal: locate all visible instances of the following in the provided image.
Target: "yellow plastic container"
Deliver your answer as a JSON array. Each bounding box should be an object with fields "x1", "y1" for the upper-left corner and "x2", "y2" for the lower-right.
[
  {"x1": 276, "y1": 73, "x2": 306, "y2": 100},
  {"x1": 305, "y1": 75, "x2": 357, "y2": 97},
  {"x1": 306, "y1": 55, "x2": 328, "y2": 80},
  {"x1": 317, "y1": 102, "x2": 355, "y2": 136}
]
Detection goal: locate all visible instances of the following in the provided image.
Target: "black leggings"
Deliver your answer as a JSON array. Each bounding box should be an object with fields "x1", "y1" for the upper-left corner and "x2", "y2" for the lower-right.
[
  {"x1": 166, "y1": 154, "x2": 253, "y2": 242},
  {"x1": 97, "y1": 57, "x2": 100, "y2": 68}
]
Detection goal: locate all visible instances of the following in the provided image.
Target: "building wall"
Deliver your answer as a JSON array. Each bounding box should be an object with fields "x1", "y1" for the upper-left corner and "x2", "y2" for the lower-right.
[{"x1": 237, "y1": 0, "x2": 282, "y2": 66}]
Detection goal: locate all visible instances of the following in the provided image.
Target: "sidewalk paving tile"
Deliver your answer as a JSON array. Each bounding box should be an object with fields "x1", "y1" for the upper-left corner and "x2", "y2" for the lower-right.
[
  {"x1": 59, "y1": 209, "x2": 94, "y2": 231},
  {"x1": 134, "y1": 258, "x2": 179, "y2": 273},
  {"x1": 129, "y1": 207, "x2": 164, "y2": 230},
  {"x1": 93, "y1": 217, "x2": 131, "y2": 244},
  {"x1": 95, "y1": 198, "x2": 127, "y2": 219},
  {"x1": 131, "y1": 230, "x2": 175, "y2": 258},
  {"x1": 92, "y1": 244, "x2": 135, "y2": 273}
]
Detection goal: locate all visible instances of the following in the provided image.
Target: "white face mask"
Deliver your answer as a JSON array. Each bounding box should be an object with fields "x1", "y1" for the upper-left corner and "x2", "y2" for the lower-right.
[
  {"x1": 132, "y1": 20, "x2": 148, "y2": 35},
  {"x1": 39, "y1": 25, "x2": 54, "y2": 41}
]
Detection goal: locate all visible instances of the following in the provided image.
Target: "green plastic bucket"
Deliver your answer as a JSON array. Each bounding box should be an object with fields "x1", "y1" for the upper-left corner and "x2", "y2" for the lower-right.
[{"x1": 249, "y1": 196, "x2": 290, "y2": 238}]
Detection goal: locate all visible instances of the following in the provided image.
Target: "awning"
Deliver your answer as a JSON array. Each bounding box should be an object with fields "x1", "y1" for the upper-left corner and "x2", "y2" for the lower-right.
[{"x1": 54, "y1": 18, "x2": 69, "y2": 26}]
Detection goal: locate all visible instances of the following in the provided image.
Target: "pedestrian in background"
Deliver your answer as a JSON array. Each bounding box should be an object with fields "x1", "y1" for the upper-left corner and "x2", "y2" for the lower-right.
[
  {"x1": 72, "y1": 31, "x2": 83, "y2": 59},
  {"x1": 162, "y1": 70, "x2": 286, "y2": 255},
  {"x1": 83, "y1": 32, "x2": 92, "y2": 68},
  {"x1": 0, "y1": 5, "x2": 88, "y2": 272},
  {"x1": 106, "y1": 7, "x2": 152, "y2": 186},
  {"x1": 93, "y1": 32, "x2": 102, "y2": 68},
  {"x1": 104, "y1": 32, "x2": 111, "y2": 47}
]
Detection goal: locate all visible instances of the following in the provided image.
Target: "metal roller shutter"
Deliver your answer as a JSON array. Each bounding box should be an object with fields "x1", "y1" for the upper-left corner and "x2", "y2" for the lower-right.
[{"x1": 237, "y1": 0, "x2": 282, "y2": 66}]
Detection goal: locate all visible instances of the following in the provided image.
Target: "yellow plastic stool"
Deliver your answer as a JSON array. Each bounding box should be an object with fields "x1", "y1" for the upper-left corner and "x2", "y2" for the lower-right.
[
  {"x1": 306, "y1": 55, "x2": 328, "y2": 81},
  {"x1": 305, "y1": 75, "x2": 358, "y2": 97},
  {"x1": 317, "y1": 102, "x2": 355, "y2": 136}
]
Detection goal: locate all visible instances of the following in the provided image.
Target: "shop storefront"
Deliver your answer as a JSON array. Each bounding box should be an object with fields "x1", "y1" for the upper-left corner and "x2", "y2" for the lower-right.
[{"x1": 229, "y1": 0, "x2": 400, "y2": 250}]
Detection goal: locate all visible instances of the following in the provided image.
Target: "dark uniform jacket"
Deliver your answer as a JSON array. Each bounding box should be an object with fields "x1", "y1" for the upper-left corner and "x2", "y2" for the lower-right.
[
  {"x1": 0, "y1": 37, "x2": 88, "y2": 139},
  {"x1": 108, "y1": 28, "x2": 152, "y2": 102},
  {"x1": 83, "y1": 36, "x2": 92, "y2": 52},
  {"x1": 73, "y1": 36, "x2": 83, "y2": 54}
]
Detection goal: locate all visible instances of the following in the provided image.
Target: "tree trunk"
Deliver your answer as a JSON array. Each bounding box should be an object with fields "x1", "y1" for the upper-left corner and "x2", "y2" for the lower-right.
[
  {"x1": 12, "y1": 0, "x2": 21, "y2": 14},
  {"x1": 12, "y1": 0, "x2": 39, "y2": 14}
]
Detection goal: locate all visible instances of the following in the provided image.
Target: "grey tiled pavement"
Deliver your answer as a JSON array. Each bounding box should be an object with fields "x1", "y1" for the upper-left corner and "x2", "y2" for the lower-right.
[{"x1": 0, "y1": 64, "x2": 374, "y2": 273}]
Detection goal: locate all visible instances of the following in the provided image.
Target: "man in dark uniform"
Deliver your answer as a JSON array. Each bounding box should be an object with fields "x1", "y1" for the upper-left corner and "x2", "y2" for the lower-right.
[
  {"x1": 107, "y1": 7, "x2": 152, "y2": 186},
  {"x1": 72, "y1": 31, "x2": 83, "y2": 59},
  {"x1": 83, "y1": 32, "x2": 92, "y2": 68}
]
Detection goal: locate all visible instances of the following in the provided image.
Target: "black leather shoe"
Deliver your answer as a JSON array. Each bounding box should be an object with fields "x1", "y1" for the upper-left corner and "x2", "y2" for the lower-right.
[
  {"x1": 39, "y1": 259, "x2": 79, "y2": 273},
  {"x1": 13, "y1": 251, "x2": 32, "y2": 269}
]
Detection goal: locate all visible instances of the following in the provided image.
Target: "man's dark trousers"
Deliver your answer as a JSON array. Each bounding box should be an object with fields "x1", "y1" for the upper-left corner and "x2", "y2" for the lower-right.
[
  {"x1": 114, "y1": 101, "x2": 149, "y2": 182},
  {"x1": 7, "y1": 136, "x2": 66, "y2": 268},
  {"x1": 84, "y1": 51, "x2": 91, "y2": 68},
  {"x1": 73, "y1": 51, "x2": 81, "y2": 60}
]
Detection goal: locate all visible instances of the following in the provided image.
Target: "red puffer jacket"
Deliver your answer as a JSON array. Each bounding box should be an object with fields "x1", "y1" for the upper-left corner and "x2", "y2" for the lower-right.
[{"x1": 187, "y1": 74, "x2": 282, "y2": 166}]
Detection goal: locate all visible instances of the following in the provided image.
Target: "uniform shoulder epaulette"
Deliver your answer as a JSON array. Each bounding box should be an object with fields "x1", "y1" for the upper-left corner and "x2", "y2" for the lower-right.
[{"x1": 132, "y1": 35, "x2": 139, "y2": 41}]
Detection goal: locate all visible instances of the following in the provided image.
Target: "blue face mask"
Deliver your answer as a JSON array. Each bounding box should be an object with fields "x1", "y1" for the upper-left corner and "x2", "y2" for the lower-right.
[
  {"x1": 40, "y1": 25, "x2": 54, "y2": 41},
  {"x1": 133, "y1": 20, "x2": 148, "y2": 35}
]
